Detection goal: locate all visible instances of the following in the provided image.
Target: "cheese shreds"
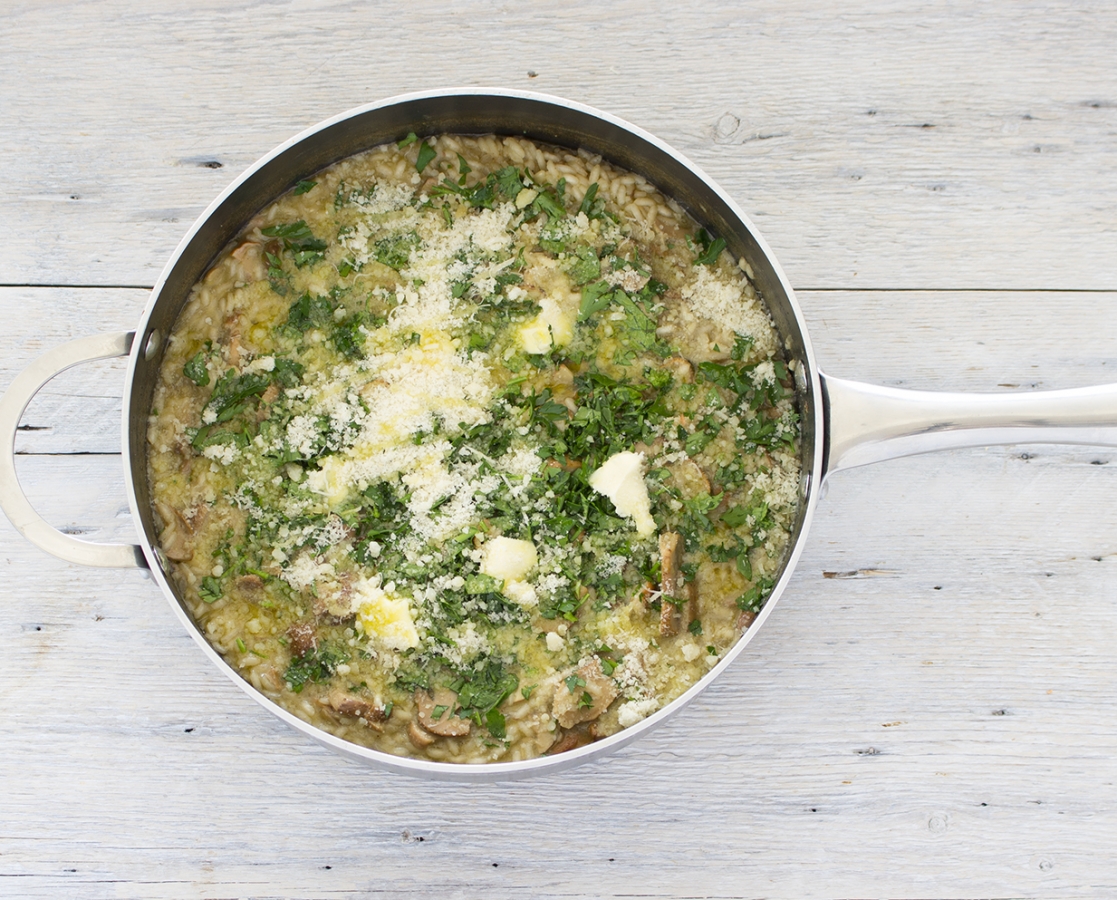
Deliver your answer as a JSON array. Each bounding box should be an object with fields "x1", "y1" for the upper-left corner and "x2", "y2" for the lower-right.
[{"x1": 681, "y1": 266, "x2": 779, "y2": 356}]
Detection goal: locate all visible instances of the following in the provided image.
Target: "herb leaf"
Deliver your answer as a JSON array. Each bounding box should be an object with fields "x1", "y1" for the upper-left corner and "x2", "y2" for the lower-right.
[
  {"x1": 261, "y1": 220, "x2": 327, "y2": 268},
  {"x1": 183, "y1": 351, "x2": 210, "y2": 387},
  {"x1": 416, "y1": 140, "x2": 437, "y2": 173},
  {"x1": 284, "y1": 643, "x2": 351, "y2": 693}
]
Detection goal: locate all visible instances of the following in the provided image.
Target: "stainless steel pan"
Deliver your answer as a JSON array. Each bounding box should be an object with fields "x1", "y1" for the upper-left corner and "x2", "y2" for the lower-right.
[{"x1": 5, "y1": 89, "x2": 1117, "y2": 781}]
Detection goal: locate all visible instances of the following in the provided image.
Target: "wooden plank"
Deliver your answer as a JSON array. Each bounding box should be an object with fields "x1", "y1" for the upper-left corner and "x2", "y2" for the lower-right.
[
  {"x1": 797, "y1": 289, "x2": 1117, "y2": 389},
  {"x1": 1, "y1": 2, "x2": 1116, "y2": 291},
  {"x1": 0, "y1": 288, "x2": 147, "y2": 455}
]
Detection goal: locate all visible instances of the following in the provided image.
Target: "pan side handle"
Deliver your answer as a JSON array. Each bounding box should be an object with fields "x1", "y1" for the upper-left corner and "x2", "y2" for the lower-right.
[
  {"x1": 822, "y1": 373, "x2": 1117, "y2": 478},
  {"x1": 0, "y1": 332, "x2": 148, "y2": 568}
]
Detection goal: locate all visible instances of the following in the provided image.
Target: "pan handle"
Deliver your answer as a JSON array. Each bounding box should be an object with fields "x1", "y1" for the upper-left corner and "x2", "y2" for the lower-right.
[
  {"x1": 0, "y1": 332, "x2": 147, "y2": 568},
  {"x1": 822, "y1": 373, "x2": 1117, "y2": 477}
]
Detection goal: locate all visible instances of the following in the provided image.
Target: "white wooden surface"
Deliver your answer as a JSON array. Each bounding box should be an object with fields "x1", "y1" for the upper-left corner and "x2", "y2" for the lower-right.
[{"x1": 3, "y1": 2, "x2": 1117, "y2": 898}]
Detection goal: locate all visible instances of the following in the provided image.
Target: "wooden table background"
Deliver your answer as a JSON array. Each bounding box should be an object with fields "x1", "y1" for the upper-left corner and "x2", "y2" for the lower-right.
[{"x1": 3, "y1": 2, "x2": 1116, "y2": 898}]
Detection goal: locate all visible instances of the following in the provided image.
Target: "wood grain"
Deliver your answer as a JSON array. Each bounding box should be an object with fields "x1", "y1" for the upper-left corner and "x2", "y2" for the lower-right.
[
  {"x1": 4, "y1": 1, "x2": 1117, "y2": 897},
  {"x1": 1, "y1": 2, "x2": 1115, "y2": 290}
]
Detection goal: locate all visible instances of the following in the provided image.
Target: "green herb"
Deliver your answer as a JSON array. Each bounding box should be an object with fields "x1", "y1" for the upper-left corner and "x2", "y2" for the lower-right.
[
  {"x1": 684, "y1": 418, "x2": 721, "y2": 455},
  {"x1": 294, "y1": 180, "x2": 317, "y2": 195},
  {"x1": 463, "y1": 573, "x2": 503, "y2": 595},
  {"x1": 331, "y1": 315, "x2": 366, "y2": 360},
  {"x1": 611, "y1": 292, "x2": 666, "y2": 363},
  {"x1": 578, "y1": 280, "x2": 615, "y2": 321},
  {"x1": 457, "y1": 153, "x2": 472, "y2": 176},
  {"x1": 266, "y1": 250, "x2": 289, "y2": 296},
  {"x1": 453, "y1": 659, "x2": 519, "y2": 737},
  {"x1": 272, "y1": 357, "x2": 305, "y2": 389},
  {"x1": 203, "y1": 369, "x2": 272, "y2": 425},
  {"x1": 578, "y1": 182, "x2": 602, "y2": 218},
  {"x1": 579, "y1": 690, "x2": 594, "y2": 708},
  {"x1": 692, "y1": 228, "x2": 727, "y2": 266},
  {"x1": 235, "y1": 638, "x2": 247, "y2": 653},
  {"x1": 416, "y1": 140, "x2": 437, "y2": 173},
  {"x1": 735, "y1": 577, "x2": 774, "y2": 613},
  {"x1": 198, "y1": 575, "x2": 222, "y2": 603},
  {"x1": 284, "y1": 642, "x2": 351, "y2": 693},
  {"x1": 374, "y1": 231, "x2": 420, "y2": 270},
  {"x1": 534, "y1": 189, "x2": 566, "y2": 219},
  {"x1": 644, "y1": 366, "x2": 672, "y2": 391},
  {"x1": 261, "y1": 220, "x2": 327, "y2": 268},
  {"x1": 485, "y1": 708, "x2": 507, "y2": 740},
  {"x1": 521, "y1": 684, "x2": 537, "y2": 700},
  {"x1": 495, "y1": 166, "x2": 524, "y2": 200},
  {"x1": 688, "y1": 618, "x2": 703, "y2": 636},
  {"x1": 731, "y1": 334, "x2": 754, "y2": 361},
  {"x1": 397, "y1": 132, "x2": 418, "y2": 149},
  {"x1": 286, "y1": 292, "x2": 335, "y2": 332},
  {"x1": 564, "y1": 674, "x2": 587, "y2": 693},
  {"x1": 432, "y1": 704, "x2": 449, "y2": 720},
  {"x1": 566, "y1": 246, "x2": 601, "y2": 286},
  {"x1": 183, "y1": 351, "x2": 210, "y2": 387}
]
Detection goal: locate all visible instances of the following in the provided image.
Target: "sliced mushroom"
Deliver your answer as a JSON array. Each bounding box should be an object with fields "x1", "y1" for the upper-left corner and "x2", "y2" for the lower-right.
[
  {"x1": 659, "y1": 531, "x2": 684, "y2": 598},
  {"x1": 325, "y1": 690, "x2": 389, "y2": 729},
  {"x1": 415, "y1": 688, "x2": 471, "y2": 737},
  {"x1": 237, "y1": 573, "x2": 265, "y2": 595},
  {"x1": 408, "y1": 720, "x2": 436, "y2": 748},
  {"x1": 256, "y1": 664, "x2": 284, "y2": 693},
  {"x1": 553, "y1": 658, "x2": 618, "y2": 730},
  {"x1": 312, "y1": 570, "x2": 357, "y2": 619},
  {"x1": 230, "y1": 240, "x2": 268, "y2": 282},
  {"x1": 548, "y1": 726, "x2": 593, "y2": 755},
  {"x1": 286, "y1": 622, "x2": 317, "y2": 659},
  {"x1": 155, "y1": 500, "x2": 194, "y2": 562},
  {"x1": 658, "y1": 531, "x2": 698, "y2": 637}
]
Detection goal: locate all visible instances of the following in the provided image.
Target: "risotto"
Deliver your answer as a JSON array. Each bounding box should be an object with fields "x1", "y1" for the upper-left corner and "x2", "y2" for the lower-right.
[{"x1": 147, "y1": 134, "x2": 801, "y2": 763}]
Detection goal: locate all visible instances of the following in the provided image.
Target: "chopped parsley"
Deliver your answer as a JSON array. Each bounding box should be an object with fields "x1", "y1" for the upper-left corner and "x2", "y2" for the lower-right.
[
  {"x1": 416, "y1": 140, "x2": 437, "y2": 173},
  {"x1": 285, "y1": 643, "x2": 351, "y2": 693},
  {"x1": 261, "y1": 220, "x2": 327, "y2": 268},
  {"x1": 183, "y1": 351, "x2": 209, "y2": 387}
]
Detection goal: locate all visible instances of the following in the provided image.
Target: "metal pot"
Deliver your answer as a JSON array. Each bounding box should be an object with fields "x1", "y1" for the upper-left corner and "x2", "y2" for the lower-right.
[{"x1": 4, "y1": 89, "x2": 1117, "y2": 781}]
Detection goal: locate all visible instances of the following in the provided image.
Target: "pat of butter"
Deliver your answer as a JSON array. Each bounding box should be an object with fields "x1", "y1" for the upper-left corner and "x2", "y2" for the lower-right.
[
  {"x1": 588, "y1": 451, "x2": 656, "y2": 537},
  {"x1": 518, "y1": 297, "x2": 575, "y2": 354},
  {"x1": 480, "y1": 536, "x2": 538, "y2": 583},
  {"x1": 354, "y1": 577, "x2": 420, "y2": 651}
]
